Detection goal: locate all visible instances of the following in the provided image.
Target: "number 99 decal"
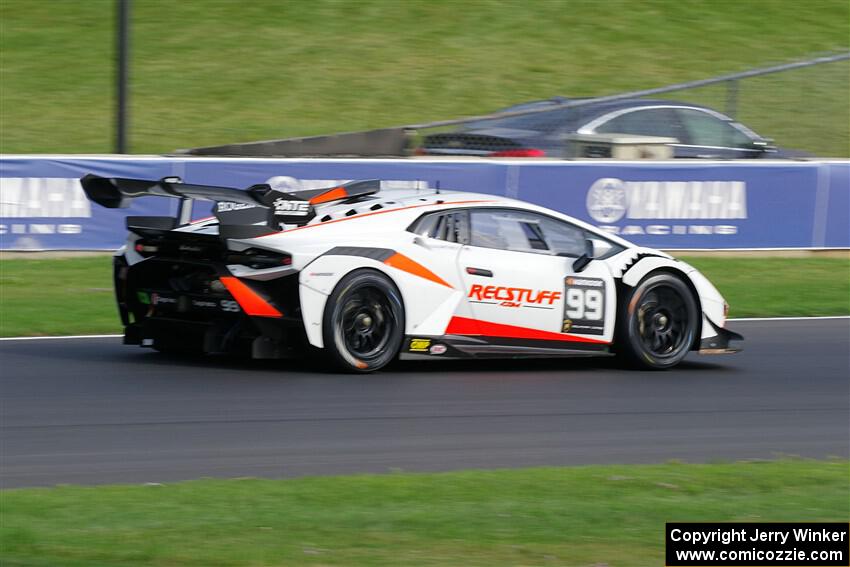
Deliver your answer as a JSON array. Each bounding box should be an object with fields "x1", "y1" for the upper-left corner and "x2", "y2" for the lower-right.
[
  {"x1": 562, "y1": 277, "x2": 606, "y2": 336},
  {"x1": 565, "y1": 288, "x2": 603, "y2": 320}
]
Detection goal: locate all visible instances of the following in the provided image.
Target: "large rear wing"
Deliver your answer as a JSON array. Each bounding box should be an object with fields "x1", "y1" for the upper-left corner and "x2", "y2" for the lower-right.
[{"x1": 80, "y1": 174, "x2": 380, "y2": 238}]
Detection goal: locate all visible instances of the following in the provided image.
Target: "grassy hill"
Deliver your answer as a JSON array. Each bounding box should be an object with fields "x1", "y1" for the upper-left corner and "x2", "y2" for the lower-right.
[{"x1": 1, "y1": 0, "x2": 848, "y2": 155}]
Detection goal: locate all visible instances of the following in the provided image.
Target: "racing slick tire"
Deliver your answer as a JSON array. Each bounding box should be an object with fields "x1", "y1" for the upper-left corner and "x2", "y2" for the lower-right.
[
  {"x1": 617, "y1": 272, "x2": 698, "y2": 370},
  {"x1": 322, "y1": 269, "x2": 405, "y2": 373}
]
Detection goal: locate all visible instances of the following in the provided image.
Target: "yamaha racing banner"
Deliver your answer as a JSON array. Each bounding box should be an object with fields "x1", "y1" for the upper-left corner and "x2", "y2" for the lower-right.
[
  {"x1": 514, "y1": 160, "x2": 848, "y2": 250},
  {"x1": 1, "y1": 157, "x2": 177, "y2": 250},
  {"x1": 1, "y1": 156, "x2": 848, "y2": 250}
]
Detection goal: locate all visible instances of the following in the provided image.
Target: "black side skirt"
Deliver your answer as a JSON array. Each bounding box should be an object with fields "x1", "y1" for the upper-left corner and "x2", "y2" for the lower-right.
[{"x1": 400, "y1": 334, "x2": 611, "y2": 360}]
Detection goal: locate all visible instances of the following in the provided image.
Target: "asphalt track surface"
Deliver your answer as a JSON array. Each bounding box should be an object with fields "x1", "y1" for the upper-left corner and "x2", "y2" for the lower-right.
[{"x1": 1, "y1": 319, "x2": 848, "y2": 488}]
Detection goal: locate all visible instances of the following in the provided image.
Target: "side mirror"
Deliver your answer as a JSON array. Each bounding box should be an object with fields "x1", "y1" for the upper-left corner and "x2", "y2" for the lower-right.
[
  {"x1": 572, "y1": 239, "x2": 595, "y2": 273},
  {"x1": 573, "y1": 254, "x2": 591, "y2": 272}
]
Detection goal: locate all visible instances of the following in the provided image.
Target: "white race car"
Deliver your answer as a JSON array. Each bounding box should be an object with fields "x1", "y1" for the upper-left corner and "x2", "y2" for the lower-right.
[{"x1": 82, "y1": 175, "x2": 742, "y2": 372}]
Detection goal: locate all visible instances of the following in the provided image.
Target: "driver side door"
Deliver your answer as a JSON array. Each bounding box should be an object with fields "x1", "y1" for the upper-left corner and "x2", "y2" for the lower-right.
[{"x1": 455, "y1": 208, "x2": 615, "y2": 347}]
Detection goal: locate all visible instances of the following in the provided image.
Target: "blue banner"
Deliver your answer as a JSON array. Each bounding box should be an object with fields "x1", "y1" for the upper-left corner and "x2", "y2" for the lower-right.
[
  {"x1": 0, "y1": 157, "x2": 176, "y2": 250},
  {"x1": 516, "y1": 161, "x2": 822, "y2": 249},
  {"x1": 1, "y1": 156, "x2": 847, "y2": 250},
  {"x1": 822, "y1": 162, "x2": 850, "y2": 248}
]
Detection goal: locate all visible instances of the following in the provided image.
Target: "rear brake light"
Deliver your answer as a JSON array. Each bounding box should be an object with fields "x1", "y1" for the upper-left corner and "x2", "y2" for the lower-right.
[
  {"x1": 488, "y1": 148, "x2": 546, "y2": 158},
  {"x1": 134, "y1": 242, "x2": 159, "y2": 255}
]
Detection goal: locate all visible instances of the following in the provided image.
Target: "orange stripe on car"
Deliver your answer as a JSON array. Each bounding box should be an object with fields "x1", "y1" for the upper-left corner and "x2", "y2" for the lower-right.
[
  {"x1": 219, "y1": 276, "x2": 283, "y2": 318},
  {"x1": 383, "y1": 252, "x2": 453, "y2": 288},
  {"x1": 309, "y1": 187, "x2": 348, "y2": 205}
]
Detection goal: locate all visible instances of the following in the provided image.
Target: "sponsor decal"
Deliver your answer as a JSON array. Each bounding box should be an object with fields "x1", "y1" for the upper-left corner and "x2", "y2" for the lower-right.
[
  {"x1": 220, "y1": 299, "x2": 241, "y2": 312},
  {"x1": 563, "y1": 277, "x2": 605, "y2": 336},
  {"x1": 272, "y1": 198, "x2": 311, "y2": 216},
  {"x1": 468, "y1": 284, "x2": 562, "y2": 307},
  {"x1": 150, "y1": 294, "x2": 216, "y2": 311},
  {"x1": 586, "y1": 177, "x2": 746, "y2": 237},
  {"x1": 151, "y1": 293, "x2": 176, "y2": 305},
  {"x1": 409, "y1": 338, "x2": 431, "y2": 352},
  {"x1": 429, "y1": 344, "x2": 447, "y2": 355},
  {"x1": 216, "y1": 201, "x2": 256, "y2": 212},
  {"x1": 565, "y1": 277, "x2": 603, "y2": 288}
]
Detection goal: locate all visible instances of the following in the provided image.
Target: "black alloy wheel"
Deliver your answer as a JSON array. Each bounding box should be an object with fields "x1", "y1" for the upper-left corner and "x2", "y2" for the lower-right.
[
  {"x1": 323, "y1": 270, "x2": 404, "y2": 373},
  {"x1": 618, "y1": 273, "x2": 698, "y2": 370}
]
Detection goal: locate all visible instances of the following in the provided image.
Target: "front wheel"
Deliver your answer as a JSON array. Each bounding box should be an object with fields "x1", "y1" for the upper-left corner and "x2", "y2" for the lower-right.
[
  {"x1": 618, "y1": 273, "x2": 698, "y2": 370},
  {"x1": 322, "y1": 270, "x2": 405, "y2": 373}
]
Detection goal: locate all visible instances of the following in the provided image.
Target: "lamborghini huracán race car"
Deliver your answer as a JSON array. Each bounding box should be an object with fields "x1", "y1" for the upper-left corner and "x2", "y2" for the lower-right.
[{"x1": 81, "y1": 175, "x2": 742, "y2": 372}]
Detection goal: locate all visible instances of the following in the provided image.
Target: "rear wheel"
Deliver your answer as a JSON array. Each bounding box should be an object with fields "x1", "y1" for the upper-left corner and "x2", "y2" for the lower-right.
[
  {"x1": 322, "y1": 270, "x2": 404, "y2": 373},
  {"x1": 618, "y1": 273, "x2": 698, "y2": 370}
]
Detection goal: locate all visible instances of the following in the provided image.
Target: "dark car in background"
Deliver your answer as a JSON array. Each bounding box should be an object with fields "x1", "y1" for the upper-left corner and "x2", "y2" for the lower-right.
[{"x1": 416, "y1": 97, "x2": 800, "y2": 159}]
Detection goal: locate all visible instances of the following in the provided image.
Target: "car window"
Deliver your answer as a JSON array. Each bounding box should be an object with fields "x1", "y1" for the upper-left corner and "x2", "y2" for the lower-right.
[
  {"x1": 676, "y1": 108, "x2": 753, "y2": 148},
  {"x1": 410, "y1": 212, "x2": 440, "y2": 237},
  {"x1": 409, "y1": 211, "x2": 468, "y2": 244},
  {"x1": 594, "y1": 108, "x2": 682, "y2": 139},
  {"x1": 469, "y1": 209, "x2": 586, "y2": 256}
]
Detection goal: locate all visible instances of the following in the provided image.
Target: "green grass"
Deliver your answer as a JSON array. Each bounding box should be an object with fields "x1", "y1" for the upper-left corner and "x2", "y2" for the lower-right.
[
  {"x1": 0, "y1": 256, "x2": 847, "y2": 337},
  {"x1": 0, "y1": 257, "x2": 118, "y2": 336},
  {"x1": 1, "y1": 0, "x2": 848, "y2": 155},
  {"x1": 680, "y1": 256, "x2": 850, "y2": 317},
  {"x1": 1, "y1": 461, "x2": 847, "y2": 567}
]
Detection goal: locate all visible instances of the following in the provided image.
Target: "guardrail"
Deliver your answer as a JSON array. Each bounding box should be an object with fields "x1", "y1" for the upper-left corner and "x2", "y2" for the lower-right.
[{"x1": 1, "y1": 156, "x2": 847, "y2": 250}]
